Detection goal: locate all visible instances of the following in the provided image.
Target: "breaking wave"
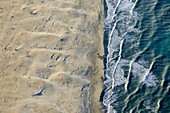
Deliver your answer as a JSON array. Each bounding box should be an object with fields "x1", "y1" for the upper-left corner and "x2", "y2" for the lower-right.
[{"x1": 102, "y1": 0, "x2": 165, "y2": 112}]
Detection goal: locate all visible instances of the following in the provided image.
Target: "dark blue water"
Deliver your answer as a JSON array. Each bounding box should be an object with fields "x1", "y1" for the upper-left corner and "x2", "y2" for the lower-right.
[{"x1": 102, "y1": 0, "x2": 170, "y2": 112}]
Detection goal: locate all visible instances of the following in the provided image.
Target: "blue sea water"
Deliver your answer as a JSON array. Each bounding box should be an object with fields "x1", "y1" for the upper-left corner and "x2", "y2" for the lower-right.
[{"x1": 103, "y1": 0, "x2": 170, "y2": 112}]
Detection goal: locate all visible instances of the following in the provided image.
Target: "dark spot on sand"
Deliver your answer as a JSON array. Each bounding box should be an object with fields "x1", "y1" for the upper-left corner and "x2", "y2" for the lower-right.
[{"x1": 97, "y1": 52, "x2": 104, "y2": 59}]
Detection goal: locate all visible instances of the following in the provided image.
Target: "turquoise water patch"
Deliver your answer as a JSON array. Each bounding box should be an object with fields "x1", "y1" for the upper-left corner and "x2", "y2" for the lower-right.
[{"x1": 103, "y1": 0, "x2": 170, "y2": 112}]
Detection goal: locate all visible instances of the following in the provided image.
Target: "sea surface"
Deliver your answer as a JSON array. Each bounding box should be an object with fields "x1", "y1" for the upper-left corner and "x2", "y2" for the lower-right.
[{"x1": 103, "y1": 0, "x2": 170, "y2": 112}]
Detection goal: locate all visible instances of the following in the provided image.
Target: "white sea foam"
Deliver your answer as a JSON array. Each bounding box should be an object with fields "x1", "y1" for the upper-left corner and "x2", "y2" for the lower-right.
[
  {"x1": 132, "y1": 62, "x2": 158, "y2": 86},
  {"x1": 103, "y1": 0, "x2": 159, "y2": 112}
]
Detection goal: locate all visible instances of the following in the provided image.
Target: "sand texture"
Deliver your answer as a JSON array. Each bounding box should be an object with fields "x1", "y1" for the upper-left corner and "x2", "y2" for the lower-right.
[{"x1": 0, "y1": 0, "x2": 104, "y2": 113}]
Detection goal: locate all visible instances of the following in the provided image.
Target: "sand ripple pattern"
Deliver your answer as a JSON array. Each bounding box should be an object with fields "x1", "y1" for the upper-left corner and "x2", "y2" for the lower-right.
[{"x1": 0, "y1": 0, "x2": 104, "y2": 113}]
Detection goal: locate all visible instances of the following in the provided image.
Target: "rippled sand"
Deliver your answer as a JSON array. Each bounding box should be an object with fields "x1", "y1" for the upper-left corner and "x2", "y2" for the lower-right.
[{"x1": 0, "y1": 0, "x2": 104, "y2": 113}]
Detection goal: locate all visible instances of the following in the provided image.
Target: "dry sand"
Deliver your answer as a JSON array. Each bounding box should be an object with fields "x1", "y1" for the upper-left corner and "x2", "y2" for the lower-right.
[{"x1": 0, "y1": 0, "x2": 104, "y2": 113}]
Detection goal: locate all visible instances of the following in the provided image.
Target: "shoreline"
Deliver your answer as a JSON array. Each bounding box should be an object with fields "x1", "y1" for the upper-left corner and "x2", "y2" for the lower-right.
[{"x1": 100, "y1": 0, "x2": 109, "y2": 112}]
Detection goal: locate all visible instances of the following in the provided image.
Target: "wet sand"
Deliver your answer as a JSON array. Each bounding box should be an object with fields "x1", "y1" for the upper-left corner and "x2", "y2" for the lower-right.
[{"x1": 0, "y1": 0, "x2": 104, "y2": 113}]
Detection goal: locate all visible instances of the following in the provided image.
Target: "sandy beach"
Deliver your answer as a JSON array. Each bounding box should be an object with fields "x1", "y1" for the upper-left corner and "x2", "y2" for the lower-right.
[{"x1": 0, "y1": 0, "x2": 104, "y2": 113}]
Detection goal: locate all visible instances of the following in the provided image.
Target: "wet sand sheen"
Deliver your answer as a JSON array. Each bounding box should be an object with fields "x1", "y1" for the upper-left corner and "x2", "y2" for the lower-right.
[{"x1": 0, "y1": 0, "x2": 104, "y2": 113}]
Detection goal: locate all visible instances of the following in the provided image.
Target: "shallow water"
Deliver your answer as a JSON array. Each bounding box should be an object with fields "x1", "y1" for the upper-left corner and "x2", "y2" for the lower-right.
[{"x1": 103, "y1": 0, "x2": 170, "y2": 112}]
